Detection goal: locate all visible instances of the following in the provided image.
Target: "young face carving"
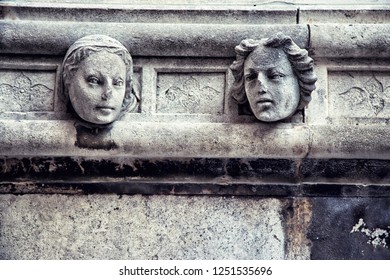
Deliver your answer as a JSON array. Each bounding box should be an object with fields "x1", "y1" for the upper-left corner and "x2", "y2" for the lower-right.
[
  {"x1": 243, "y1": 46, "x2": 300, "y2": 122},
  {"x1": 68, "y1": 51, "x2": 127, "y2": 125}
]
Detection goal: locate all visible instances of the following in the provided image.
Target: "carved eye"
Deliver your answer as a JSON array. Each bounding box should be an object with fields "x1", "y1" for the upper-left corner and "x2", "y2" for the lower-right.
[
  {"x1": 87, "y1": 76, "x2": 100, "y2": 85},
  {"x1": 113, "y1": 79, "x2": 124, "y2": 87},
  {"x1": 268, "y1": 73, "x2": 284, "y2": 80},
  {"x1": 245, "y1": 73, "x2": 257, "y2": 82}
]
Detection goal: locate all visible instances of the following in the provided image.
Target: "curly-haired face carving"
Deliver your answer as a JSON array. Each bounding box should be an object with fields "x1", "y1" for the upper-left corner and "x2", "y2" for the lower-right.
[
  {"x1": 230, "y1": 33, "x2": 317, "y2": 122},
  {"x1": 62, "y1": 35, "x2": 137, "y2": 125},
  {"x1": 244, "y1": 46, "x2": 300, "y2": 122}
]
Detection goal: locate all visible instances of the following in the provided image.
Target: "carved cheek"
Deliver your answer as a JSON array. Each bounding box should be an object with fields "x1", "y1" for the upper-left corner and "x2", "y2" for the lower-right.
[{"x1": 245, "y1": 80, "x2": 257, "y2": 101}]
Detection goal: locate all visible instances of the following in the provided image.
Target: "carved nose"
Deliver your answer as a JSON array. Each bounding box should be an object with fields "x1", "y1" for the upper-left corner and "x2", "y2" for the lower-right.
[
  {"x1": 101, "y1": 86, "x2": 112, "y2": 101},
  {"x1": 257, "y1": 74, "x2": 268, "y2": 94},
  {"x1": 258, "y1": 81, "x2": 268, "y2": 94}
]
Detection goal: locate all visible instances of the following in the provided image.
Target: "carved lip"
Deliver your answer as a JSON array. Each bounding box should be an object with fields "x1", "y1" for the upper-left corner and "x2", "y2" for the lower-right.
[
  {"x1": 95, "y1": 106, "x2": 115, "y2": 110},
  {"x1": 257, "y1": 98, "x2": 273, "y2": 104}
]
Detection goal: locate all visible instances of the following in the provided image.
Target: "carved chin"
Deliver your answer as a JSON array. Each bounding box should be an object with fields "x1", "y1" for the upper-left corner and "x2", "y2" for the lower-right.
[
  {"x1": 91, "y1": 114, "x2": 118, "y2": 125},
  {"x1": 256, "y1": 112, "x2": 278, "y2": 122},
  {"x1": 253, "y1": 108, "x2": 292, "y2": 122}
]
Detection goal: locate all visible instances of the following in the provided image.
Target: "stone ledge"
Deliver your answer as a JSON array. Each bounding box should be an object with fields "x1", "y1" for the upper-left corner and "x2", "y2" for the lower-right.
[
  {"x1": 1, "y1": 121, "x2": 389, "y2": 159},
  {"x1": 0, "y1": 120, "x2": 310, "y2": 158}
]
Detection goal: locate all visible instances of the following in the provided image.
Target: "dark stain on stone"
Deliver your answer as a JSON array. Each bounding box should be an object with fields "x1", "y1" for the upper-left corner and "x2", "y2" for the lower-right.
[
  {"x1": 308, "y1": 197, "x2": 390, "y2": 259},
  {"x1": 301, "y1": 159, "x2": 390, "y2": 183},
  {"x1": 225, "y1": 158, "x2": 297, "y2": 182}
]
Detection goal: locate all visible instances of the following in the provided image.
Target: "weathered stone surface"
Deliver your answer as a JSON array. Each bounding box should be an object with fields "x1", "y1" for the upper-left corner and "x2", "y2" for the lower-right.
[
  {"x1": 229, "y1": 33, "x2": 316, "y2": 122},
  {"x1": 0, "y1": 3, "x2": 298, "y2": 24},
  {"x1": 0, "y1": 194, "x2": 285, "y2": 259},
  {"x1": 0, "y1": 157, "x2": 300, "y2": 186},
  {"x1": 8, "y1": 0, "x2": 389, "y2": 4},
  {"x1": 156, "y1": 73, "x2": 225, "y2": 114},
  {"x1": 1, "y1": 0, "x2": 390, "y2": 262},
  {"x1": 300, "y1": 6, "x2": 390, "y2": 24},
  {"x1": 0, "y1": 21, "x2": 309, "y2": 57},
  {"x1": 62, "y1": 35, "x2": 138, "y2": 125},
  {"x1": 301, "y1": 159, "x2": 390, "y2": 185},
  {"x1": 0, "y1": 121, "x2": 310, "y2": 158},
  {"x1": 308, "y1": 197, "x2": 390, "y2": 259},
  {"x1": 310, "y1": 125, "x2": 390, "y2": 159},
  {"x1": 328, "y1": 71, "x2": 390, "y2": 120},
  {"x1": 0, "y1": 70, "x2": 55, "y2": 112},
  {"x1": 310, "y1": 24, "x2": 390, "y2": 58}
]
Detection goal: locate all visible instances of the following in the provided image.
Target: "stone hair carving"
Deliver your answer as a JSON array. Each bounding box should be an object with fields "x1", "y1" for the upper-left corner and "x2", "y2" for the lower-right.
[
  {"x1": 230, "y1": 33, "x2": 317, "y2": 122},
  {"x1": 62, "y1": 34, "x2": 139, "y2": 125}
]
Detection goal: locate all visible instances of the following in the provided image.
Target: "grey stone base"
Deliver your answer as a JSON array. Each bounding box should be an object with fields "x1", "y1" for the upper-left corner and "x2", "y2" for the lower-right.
[{"x1": 0, "y1": 194, "x2": 285, "y2": 260}]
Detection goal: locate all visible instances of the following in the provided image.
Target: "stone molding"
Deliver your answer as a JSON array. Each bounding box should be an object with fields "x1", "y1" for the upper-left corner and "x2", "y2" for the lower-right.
[
  {"x1": 2, "y1": 21, "x2": 390, "y2": 58},
  {"x1": 0, "y1": 21, "x2": 309, "y2": 57},
  {"x1": 0, "y1": 121, "x2": 389, "y2": 159}
]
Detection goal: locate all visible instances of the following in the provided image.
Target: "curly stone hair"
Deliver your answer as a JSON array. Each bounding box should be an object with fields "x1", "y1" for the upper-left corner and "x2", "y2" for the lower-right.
[
  {"x1": 62, "y1": 35, "x2": 138, "y2": 116},
  {"x1": 230, "y1": 33, "x2": 317, "y2": 110}
]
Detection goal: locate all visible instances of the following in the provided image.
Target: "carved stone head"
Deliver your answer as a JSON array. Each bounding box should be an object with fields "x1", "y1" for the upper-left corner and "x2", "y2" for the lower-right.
[
  {"x1": 230, "y1": 33, "x2": 317, "y2": 122},
  {"x1": 62, "y1": 35, "x2": 138, "y2": 125}
]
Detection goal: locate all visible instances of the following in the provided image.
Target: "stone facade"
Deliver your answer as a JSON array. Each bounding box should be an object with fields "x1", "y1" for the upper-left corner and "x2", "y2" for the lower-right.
[{"x1": 0, "y1": 1, "x2": 390, "y2": 259}]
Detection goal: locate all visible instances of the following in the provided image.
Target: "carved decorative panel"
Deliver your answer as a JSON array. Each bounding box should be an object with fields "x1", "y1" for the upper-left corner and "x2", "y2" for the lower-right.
[
  {"x1": 328, "y1": 71, "x2": 390, "y2": 119},
  {"x1": 0, "y1": 70, "x2": 55, "y2": 112},
  {"x1": 156, "y1": 73, "x2": 225, "y2": 114}
]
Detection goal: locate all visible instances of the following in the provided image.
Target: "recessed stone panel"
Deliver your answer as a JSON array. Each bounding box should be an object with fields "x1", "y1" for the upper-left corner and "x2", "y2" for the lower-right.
[
  {"x1": 0, "y1": 69, "x2": 55, "y2": 112},
  {"x1": 156, "y1": 72, "x2": 225, "y2": 114},
  {"x1": 328, "y1": 71, "x2": 390, "y2": 120}
]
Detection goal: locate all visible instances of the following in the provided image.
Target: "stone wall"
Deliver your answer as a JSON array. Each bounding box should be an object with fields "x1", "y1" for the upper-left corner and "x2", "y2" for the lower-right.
[{"x1": 0, "y1": 1, "x2": 390, "y2": 259}]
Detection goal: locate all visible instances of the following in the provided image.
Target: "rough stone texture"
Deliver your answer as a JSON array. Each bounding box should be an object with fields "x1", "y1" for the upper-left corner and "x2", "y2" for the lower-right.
[
  {"x1": 0, "y1": 194, "x2": 285, "y2": 259},
  {"x1": 309, "y1": 24, "x2": 390, "y2": 58},
  {"x1": 8, "y1": 0, "x2": 390, "y2": 4},
  {"x1": 308, "y1": 197, "x2": 390, "y2": 259},
  {"x1": 156, "y1": 73, "x2": 225, "y2": 114},
  {"x1": 0, "y1": 21, "x2": 309, "y2": 57},
  {"x1": 1, "y1": 1, "x2": 390, "y2": 261},
  {"x1": 0, "y1": 121, "x2": 311, "y2": 158},
  {"x1": 310, "y1": 125, "x2": 390, "y2": 160},
  {"x1": 328, "y1": 71, "x2": 390, "y2": 120},
  {"x1": 0, "y1": 70, "x2": 55, "y2": 112},
  {"x1": 0, "y1": 3, "x2": 298, "y2": 24},
  {"x1": 300, "y1": 6, "x2": 390, "y2": 24}
]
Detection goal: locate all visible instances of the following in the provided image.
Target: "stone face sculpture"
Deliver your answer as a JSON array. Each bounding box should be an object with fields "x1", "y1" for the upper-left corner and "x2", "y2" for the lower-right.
[
  {"x1": 230, "y1": 33, "x2": 317, "y2": 122},
  {"x1": 62, "y1": 35, "x2": 138, "y2": 126}
]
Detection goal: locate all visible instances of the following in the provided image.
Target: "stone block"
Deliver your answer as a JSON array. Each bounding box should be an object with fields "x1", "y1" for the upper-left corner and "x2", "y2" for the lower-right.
[{"x1": 0, "y1": 194, "x2": 285, "y2": 259}]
